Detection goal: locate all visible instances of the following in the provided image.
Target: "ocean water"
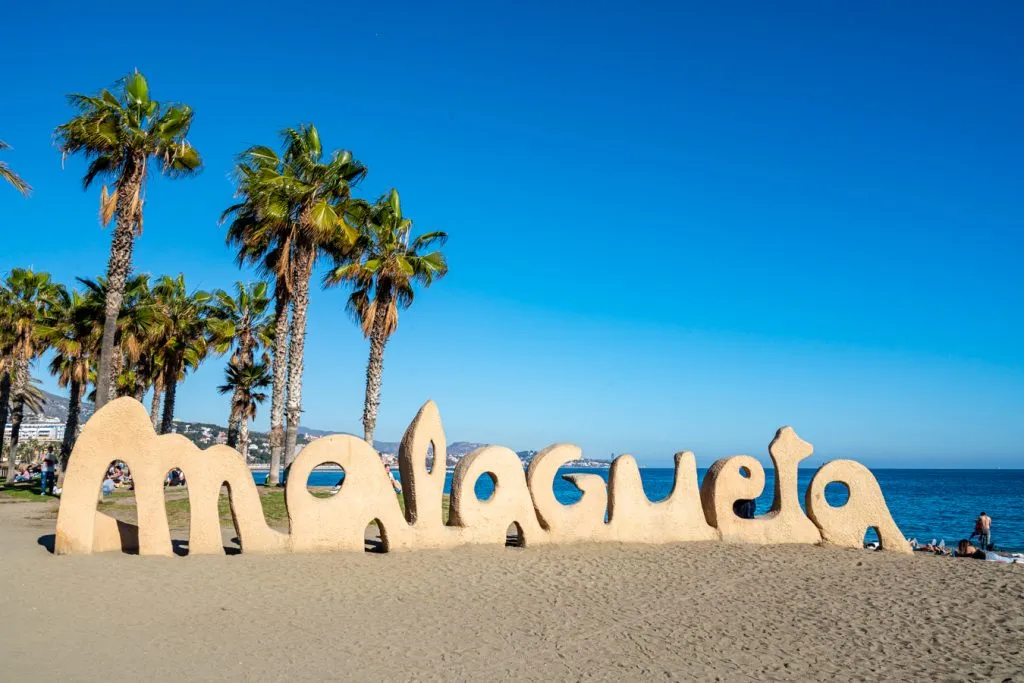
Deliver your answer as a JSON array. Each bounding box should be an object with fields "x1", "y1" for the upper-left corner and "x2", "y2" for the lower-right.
[{"x1": 254, "y1": 467, "x2": 1024, "y2": 552}]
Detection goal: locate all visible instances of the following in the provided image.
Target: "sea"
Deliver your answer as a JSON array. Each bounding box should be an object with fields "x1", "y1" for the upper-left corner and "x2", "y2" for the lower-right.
[{"x1": 253, "y1": 467, "x2": 1024, "y2": 552}]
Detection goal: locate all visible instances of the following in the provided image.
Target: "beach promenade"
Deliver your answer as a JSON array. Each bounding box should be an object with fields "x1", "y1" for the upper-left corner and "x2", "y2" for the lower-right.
[{"x1": 1, "y1": 500, "x2": 1021, "y2": 682}]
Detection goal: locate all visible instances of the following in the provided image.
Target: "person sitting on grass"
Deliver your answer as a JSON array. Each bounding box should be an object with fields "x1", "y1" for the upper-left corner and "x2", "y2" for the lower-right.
[
  {"x1": 12, "y1": 465, "x2": 32, "y2": 483},
  {"x1": 113, "y1": 465, "x2": 134, "y2": 490}
]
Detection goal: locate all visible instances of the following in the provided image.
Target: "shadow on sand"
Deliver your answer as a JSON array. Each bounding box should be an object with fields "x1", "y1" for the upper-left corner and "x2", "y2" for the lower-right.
[{"x1": 37, "y1": 534, "x2": 55, "y2": 554}]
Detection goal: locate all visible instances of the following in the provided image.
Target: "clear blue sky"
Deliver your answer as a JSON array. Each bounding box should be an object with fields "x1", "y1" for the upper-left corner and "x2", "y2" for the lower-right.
[{"x1": 2, "y1": 2, "x2": 1022, "y2": 467}]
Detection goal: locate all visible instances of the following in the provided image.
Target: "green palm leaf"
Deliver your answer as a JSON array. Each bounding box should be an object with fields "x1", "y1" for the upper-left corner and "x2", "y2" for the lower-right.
[{"x1": 0, "y1": 140, "x2": 31, "y2": 196}]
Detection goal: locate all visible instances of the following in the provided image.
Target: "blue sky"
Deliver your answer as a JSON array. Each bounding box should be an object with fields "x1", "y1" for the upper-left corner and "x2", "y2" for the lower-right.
[{"x1": 2, "y1": 2, "x2": 1022, "y2": 467}]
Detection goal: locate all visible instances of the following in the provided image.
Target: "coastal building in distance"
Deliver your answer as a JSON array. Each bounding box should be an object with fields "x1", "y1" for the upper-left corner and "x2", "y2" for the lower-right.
[{"x1": 3, "y1": 417, "x2": 66, "y2": 441}]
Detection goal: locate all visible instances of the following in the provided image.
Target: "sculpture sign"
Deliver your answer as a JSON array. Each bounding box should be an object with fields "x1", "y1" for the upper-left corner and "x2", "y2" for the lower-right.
[{"x1": 54, "y1": 398, "x2": 910, "y2": 556}]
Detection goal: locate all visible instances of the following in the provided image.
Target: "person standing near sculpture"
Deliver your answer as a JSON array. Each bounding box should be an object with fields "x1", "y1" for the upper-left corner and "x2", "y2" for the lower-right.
[
  {"x1": 39, "y1": 449, "x2": 56, "y2": 496},
  {"x1": 383, "y1": 457, "x2": 402, "y2": 494},
  {"x1": 971, "y1": 512, "x2": 992, "y2": 550}
]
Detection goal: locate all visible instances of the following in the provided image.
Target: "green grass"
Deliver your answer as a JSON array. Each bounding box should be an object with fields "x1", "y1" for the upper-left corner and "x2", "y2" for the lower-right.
[
  {"x1": 0, "y1": 486, "x2": 55, "y2": 502},
  {"x1": 0, "y1": 480, "x2": 452, "y2": 532}
]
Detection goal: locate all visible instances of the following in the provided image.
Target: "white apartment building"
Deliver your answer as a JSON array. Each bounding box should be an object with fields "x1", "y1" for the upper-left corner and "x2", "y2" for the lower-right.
[{"x1": 3, "y1": 417, "x2": 66, "y2": 441}]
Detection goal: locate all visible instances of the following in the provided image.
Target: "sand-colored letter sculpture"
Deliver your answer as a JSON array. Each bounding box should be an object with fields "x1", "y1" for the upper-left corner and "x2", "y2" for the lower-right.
[{"x1": 54, "y1": 398, "x2": 910, "y2": 556}]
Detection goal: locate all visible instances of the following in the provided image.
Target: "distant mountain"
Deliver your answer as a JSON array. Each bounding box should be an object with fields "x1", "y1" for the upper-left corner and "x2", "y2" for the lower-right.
[
  {"x1": 36, "y1": 389, "x2": 94, "y2": 423},
  {"x1": 296, "y1": 425, "x2": 339, "y2": 437},
  {"x1": 448, "y1": 441, "x2": 488, "y2": 457},
  {"x1": 31, "y1": 389, "x2": 610, "y2": 467},
  {"x1": 289, "y1": 430, "x2": 484, "y2": 465},
  {"x1": 296, "y1": 425, "x2": 398, "y2": 454}
]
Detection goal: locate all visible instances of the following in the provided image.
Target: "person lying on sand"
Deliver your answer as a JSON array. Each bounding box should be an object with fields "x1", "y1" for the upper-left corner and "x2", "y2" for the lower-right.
[
  {"x1": 908, "y1": 539, "x2": 950, "y2": 555},
  {"x1": 957, "y1": 540, "x2": 1021, "y2": 564}
]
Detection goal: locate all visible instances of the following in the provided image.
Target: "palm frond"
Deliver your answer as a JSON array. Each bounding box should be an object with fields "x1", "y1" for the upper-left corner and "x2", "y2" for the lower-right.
[
  {"x1": 324, "y1": 188, "x2": 448, "y2": 342},
  {"x1": 55, "y1": 70, "x2": 202, "y2": 232},
  {"x1": 0, "y1": 140, "x2": 31, "y2": 195},
  {"x1": 0, "y1": 162, "x2": 31, "y2": 196}
]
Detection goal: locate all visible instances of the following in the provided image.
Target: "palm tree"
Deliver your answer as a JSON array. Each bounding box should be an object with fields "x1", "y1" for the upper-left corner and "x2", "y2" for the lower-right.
[
  {"x1": 55, "y1": 71, "x2": 202, "y2": 409},
  {"x1": 326, "y1": 189, "x2": 448, "y2": 445},
  {"x1": 113, "y1": 276, "x2": 158, "y2": 400},
  {"x1": 150, "y1": 275, "x2": 212, "y2": 434},
  {"x1": 224, "y1": 124, "x2": 364, "y2": 478},
  {"x1": 77, "y1": 274, "x2": 160, "y2": 405},
  {"x1": 276, "y1": 125, "x2": 365, "y2": 467},
  {"x1": 37, "y1": 286, "x2": 98, "y2": 478},
  {"x1": 0, "y1": 321, "x2": 45, "y2": 466},
  {"x1": 0, "y1": 269, "x2": 60, "y2": 481},
  {"x1": 209, "y1": 281, "x2": 273, "y2": 450},
  {"x1": 0, "y1": 307, "x2": 15, "y2": 461},
  {"x1": 3, "y1": 376, "x2": 50, "y2": 461},
  {"x1": 224, "y1": 158, "x2": 296, "y2": 485},
  {"x1": 18, "y1": 377, "x2": 47, "y2": 416},
  {"x1": 0, "y1": 140, "x2": 31, "y2": 195},
  {"x1": 217, "y1": 362, "x2": 271, "y2": 460}
]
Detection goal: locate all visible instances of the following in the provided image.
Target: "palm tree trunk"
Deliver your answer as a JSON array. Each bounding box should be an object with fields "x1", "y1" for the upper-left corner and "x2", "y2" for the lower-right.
[
  {"x1": 226, "y1": 350, "x2": 245, "y2": 449},
  {"x1": 239, "y1": 418, "x2": 250, "y2": 460},
  {"x1": 4, "y1": 358, "x2": 29, "y2": 479},
  {"x1": 160, "y1": 362, "x2": 179, "y2": 435},
  {"x1": 0, "y1": 371, "x2": 11, "y2": 462},
  {"x1": 226, "y1": 403, "x2": 242, "y2": 449},
  {"x1": 284, "y1": 248, "x2": 314, "y2": 469},
  {"x1": 266, "y1": 287, "x2": 289, "y2": 487},
  {"x1": 361, "y1": 288, "x2": 393, "y2": 445},
  {"x1": 132, "y1": 377, "x2": 145, "y2": 402},
  {"x1": 111, "y1": 348, "x2": 126, "y2": 397},
  {"x1": 95, "y1": 160, "x2": 145, "y2": 409},
  {"x1": 149, "y1": 375, "x2": 163, "y2": 430},
  {"x1": 56, "y1": 378, "x2": 82, "y2": 487}
]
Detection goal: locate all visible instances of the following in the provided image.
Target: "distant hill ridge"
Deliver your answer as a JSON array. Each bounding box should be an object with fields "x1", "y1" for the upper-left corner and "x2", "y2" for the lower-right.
[
  {"x1": 35, "y1": 389, "x2": 609, "y2": 466},
  {"x1": 35, "y1": 389, "x2": 95, "y2": 423}
]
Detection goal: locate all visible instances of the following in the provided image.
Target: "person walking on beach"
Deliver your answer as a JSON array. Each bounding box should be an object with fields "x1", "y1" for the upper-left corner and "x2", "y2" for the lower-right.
[{"x1": 971, "y1": 512, "x2": 992, "y2": 550}]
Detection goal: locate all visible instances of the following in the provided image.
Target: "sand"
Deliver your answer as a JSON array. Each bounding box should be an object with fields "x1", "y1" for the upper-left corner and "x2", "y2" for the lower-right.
[{"x1": 1, "y1": 499, "x2": 1022, "y2": 682}]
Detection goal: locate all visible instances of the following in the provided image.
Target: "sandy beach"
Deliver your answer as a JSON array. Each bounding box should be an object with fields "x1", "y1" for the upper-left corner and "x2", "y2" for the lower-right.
[{"x1": 1, "y1": 499, "x2": 1022, "y2": 682}]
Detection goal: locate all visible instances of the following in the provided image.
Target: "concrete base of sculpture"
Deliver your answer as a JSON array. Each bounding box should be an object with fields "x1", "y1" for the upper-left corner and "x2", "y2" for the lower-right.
[
  {"x1": 53, "y1": 398, "x2": 911, "y2": 556},
  {"x1": 91, "y1": 510, "x2": 139, "y2": 553}
]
